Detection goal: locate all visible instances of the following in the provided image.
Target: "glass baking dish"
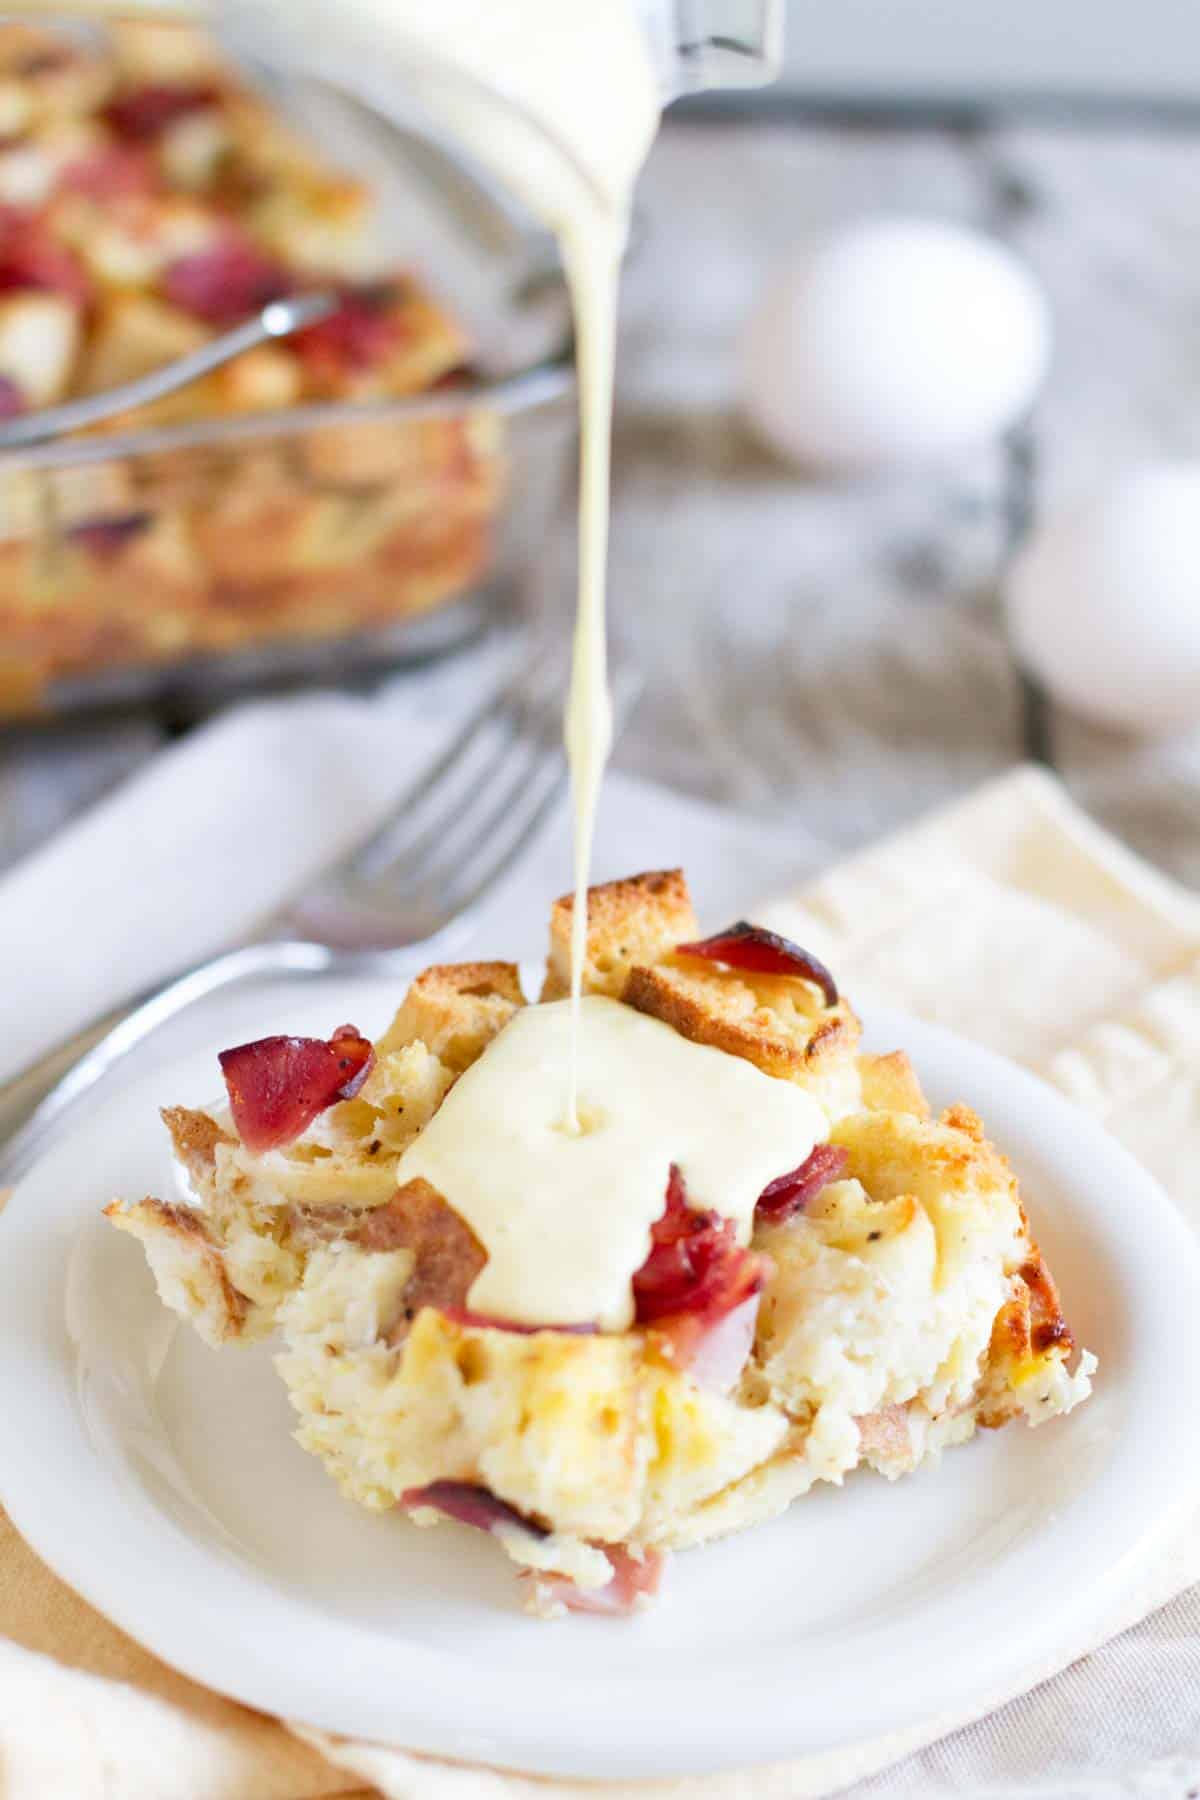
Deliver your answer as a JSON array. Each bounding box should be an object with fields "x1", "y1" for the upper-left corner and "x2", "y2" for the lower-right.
[
  {"x1": 0, "y1": 358, "x2": 573, "y2": 718},
  {"x1": 0, "y1": 15, "x2": 576, "y2": 720}
]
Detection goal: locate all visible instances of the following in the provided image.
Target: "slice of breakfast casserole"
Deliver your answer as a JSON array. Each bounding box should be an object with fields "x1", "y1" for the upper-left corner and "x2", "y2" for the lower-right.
[{"x1": 107, "y1": 870, "x2": 1094, "y2": 1616}]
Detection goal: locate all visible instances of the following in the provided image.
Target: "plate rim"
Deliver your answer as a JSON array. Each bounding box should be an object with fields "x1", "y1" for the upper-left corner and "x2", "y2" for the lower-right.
[{"x1": 2, "y1": 1002, "x2": 1200, "y2": 1780}]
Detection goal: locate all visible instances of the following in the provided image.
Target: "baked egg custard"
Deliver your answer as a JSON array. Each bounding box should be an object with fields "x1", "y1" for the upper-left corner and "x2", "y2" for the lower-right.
[{"x1": 107, "y1": 870, "x2": 1094, "y2": 1616}]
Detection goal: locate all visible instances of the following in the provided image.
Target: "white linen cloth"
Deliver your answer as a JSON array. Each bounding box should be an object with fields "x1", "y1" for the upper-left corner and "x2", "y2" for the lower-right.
[{"x1": 4, "y1": 704, "x2": 1200, "y2": 1799}]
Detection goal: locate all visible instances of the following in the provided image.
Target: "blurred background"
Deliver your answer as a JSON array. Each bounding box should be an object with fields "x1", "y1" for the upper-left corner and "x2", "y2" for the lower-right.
[
  {"x1": 774, "y1": 0, "x2": 1200, "y2": 103},
  {"x1": 5, "y1": 1, "x2": 1200, "y2": 895}
]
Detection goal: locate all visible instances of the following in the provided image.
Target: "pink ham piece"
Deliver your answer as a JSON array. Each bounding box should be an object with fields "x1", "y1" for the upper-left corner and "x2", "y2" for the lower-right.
[
  {"x1": 218, "y1": 1024, "x2": 374, "y2": 1152},
  {"x1": 401, "y1": 1480, "x2": 549, "y2": 1541},
  {"x1": 856, "y1": 1403, "x2": 912, "y2": 1463},
  {"x1": 675, "y1": 920, "x2": 838, "y2": 1006},
  {"x1": 69, "y1": 513, "x2": 152, "y2": 559},
  {"x1": 406, "y1": 1486, "x2": 666, "y2": 1617},
  {"x1": 683, "y1": 1291, "x2": 762, "y2": 1394},
  {"x1": 442, "y1": 1308, "x2": 598, "y2": 1337},
  {"x1": 61, "y1": 144, "x2": 159, "y2": 201},
  {"x1": 633, "y1": 1166, "x2": 768, "y2": 1378},
  {"x1": 402, "y1": 1476, "x2": 554, "y2": 1548},
  {"x1": 633, "y1": 1166, "x2": 766, "y2": 1326},
  {"x1": 526, "y1": 1546, "x2": 666, "y2": 1617},
  {"x1": 755, "y1": 1143, "x2": 848, "y2": 1225},
  {"x1": 104, "y1": 83, "x2": 220, "y2": 141},
  {"x1": 292, "y1": 284, "x2": 405, "y2": 376},
  {"x1": 0, "y1": 209, "x2": 91, "y2": 306},
  {"x1": 164, "y1": 234, "x2": 290, "y2": 326}
]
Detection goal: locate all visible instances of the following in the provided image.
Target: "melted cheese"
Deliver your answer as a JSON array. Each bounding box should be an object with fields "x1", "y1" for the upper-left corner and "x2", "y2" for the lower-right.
[{"x1": 396, "y1": 997, "x2": 825, "y2": 1330}]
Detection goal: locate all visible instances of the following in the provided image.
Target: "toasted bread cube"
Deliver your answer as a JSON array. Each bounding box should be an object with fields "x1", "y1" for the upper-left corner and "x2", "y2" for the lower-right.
[
  {"x1": 353, "y1": 1041, "x2": 454, "y2": 1152},
  {"x1": 0, "y1": 29, "x2": 112, "y2": 127},
  {"x1": 104, "y1": 1197, "x2": 258, "y2": 1347},
  {"x1": 379, "y1": 961, "x2": 525, "y2": 1072},
  {"x1": 542, "y1": 869, "x2": 699, "y2": 1001},
  {"x1": 53, "y1": 513, "x2": 205, "y2": 640},
  {"x1": 218, "y1": 1135, "x2": 399, "y2": 1216},
  {"x1": 212, "y1": 343, "x2": 302, "y2": 414},
  {"x1": 160, "y1": 1104, "x2": 234, "y2": 1201},
  {"x1": 456, "y1": 1321, "x2": 651, "y2": 1541},
  {"x1": 0, "y1": 79, "x2": 31, "y2": 140},
  {"x1": 191, "y1": 483, "x2": 442, "y2": 586},
  {"x1": 858, "y1": 1050, "x2": 930, "y2": 1118},
  {"x1": 189, "y1": 489, "x2": 326, "y2": 583},
  {"x1": 0, "y1": 292, "x2": 80, "y2": 406},
  {"x1": 53, "y1": 192, "x2": 219, "y2": 288},
  {"x1": 979, "y1": 1236, "x2": 1081, "y2": 1427},
  {"x1": 0, "y1": 467, "x2": 44, "y2": 539},
  {"x1": 623, "y1": 957, "x2": 862, "y2": 1117},
  {"x1": 297, "y1": 412, "x2": 498, "y2": 494},
  {"x1": 88, "y1": 353, "x2": 297, "y2": 434},
  {"x1": 110, "y1": 21, "x2": 230, "y2": 84},
  {"x1": 278, "y1": 1299, "x2": 650, "y2": 1535},
  {"x1": 159, "y1": 107, "x2": 232, "y2": 192},
  {"x1": 44, "y1": 459, "x2": 139, "y2": 531},
  {"x1": 80, "y1": 292, "x2": 208, "y2": 394},
  {"x1": 248, "y1": 176, "x2": 374, "y2": 282},
  {"x1": 283, "y1": 489, "x2": 419, "y2": 570},
  {"x1": 640, "y1": 1368, "x2": 790, "y2": 1542},
  {"x1": 752, "y1": 1107, "x2": 1032, "y2": 1444},
  {"x1": 0, "y1": 119, "x2": 103, "y2": 209}
]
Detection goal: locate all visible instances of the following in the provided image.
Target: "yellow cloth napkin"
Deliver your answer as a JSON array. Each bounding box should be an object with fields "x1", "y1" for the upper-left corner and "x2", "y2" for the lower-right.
[{"x1": 6, "y1": 765, "x2": 1200, "y2": 1799}]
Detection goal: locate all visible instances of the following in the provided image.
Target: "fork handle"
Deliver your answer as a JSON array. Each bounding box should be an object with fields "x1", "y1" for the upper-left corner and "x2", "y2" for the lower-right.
[
  {"x1": 0, "y1": 999, "x2": 138, "y2": 1154},
  {"x1": 0, "y1": 939, "x2": 344, "y2": 1189}
]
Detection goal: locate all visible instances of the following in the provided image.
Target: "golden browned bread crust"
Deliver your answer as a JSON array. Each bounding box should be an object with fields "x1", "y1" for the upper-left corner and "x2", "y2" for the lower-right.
[
  {"x1": 623, "y1": 958, "x2": 861, "y2": 1087},
  {"x1": 540, "y1": 867, "x2": 863, "y2": 1113},
  {"x1": 103, "y1": 1195, "x2": 253, "y2": 1345},
  {"x1": 380, "y1": 961, "x2": 526, "y2": 1072},
  {"x1": 351, "y1": 1176, "x2": 487, "y2": 1336},
  {"x1": 160, "y1": 1103, "x2": 234, "y2": 1184},
  {"x1": 541, "y1": 869, "x2": 699, "y2": 1001},
  {"x1": 858, "y1": 1050, "x2": 930, "y2": 1118},
  {"x1": 979, "y1": 1234, "x2": 1075, "y2": 1427}
]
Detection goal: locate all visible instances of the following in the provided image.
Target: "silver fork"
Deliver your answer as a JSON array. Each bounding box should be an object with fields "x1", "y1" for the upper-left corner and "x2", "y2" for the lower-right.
[{"x1": 0, "y1": 630, "x2": 637, "y2": 1186}]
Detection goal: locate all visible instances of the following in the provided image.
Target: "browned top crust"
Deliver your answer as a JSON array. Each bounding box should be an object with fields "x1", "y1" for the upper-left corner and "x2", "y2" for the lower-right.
[
  {"x1": 103, "y1": 1194, "x2": 251, "y2": 1342},
  {"x1": 857, "y1": 1051, "x2": 930, "y2": 1119},
  {"x1": 1019, "y1": 1243, "x2": 1073, "y2": 1357},
  {"x1": 140, "y1": 1197, "x2": 211, "y2": 1243},
  {"x1": 380, "y1": 961, "x2": 525, "y2": 1072},
  {"x1": 541, "y1": 870, "x2": 700, "y2": 1001},
  {"x1": 982, "y1": 1231, "x2": 1074, "y2": 1427},
  {"x1": 353, "y1": 1177, "x2": 487, "y2": 1333},
  {"x1": 622, "y1": 959, "x2": 860, "y2": 1084},
  {"x1": 538, "y1": 867, "x2": 861, "y2": 1091},
  {"x1": 160, "y1": 1105, "x2": 234, "y2": 1180}
]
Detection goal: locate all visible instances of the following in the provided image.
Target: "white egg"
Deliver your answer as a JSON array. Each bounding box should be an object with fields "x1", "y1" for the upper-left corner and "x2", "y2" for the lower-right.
[
  {"x1": 1008, "y1": 464, "x2": 1200, "y2": 737},
  {"x1": 739, "y1": 217, "x2": 1051, "y2": 475}
]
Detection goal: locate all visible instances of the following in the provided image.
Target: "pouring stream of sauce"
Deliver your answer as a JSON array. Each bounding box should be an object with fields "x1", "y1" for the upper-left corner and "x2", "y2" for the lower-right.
[
  {"x1": 155, "y1": 1, "x2": 807, "y2": 1316},
  {"x1": 333, "y1": 1, "x2": 662, "y2": 1124},
  {"x1": 354, "y1": 8, "x2": 824, "y2": 1325}
]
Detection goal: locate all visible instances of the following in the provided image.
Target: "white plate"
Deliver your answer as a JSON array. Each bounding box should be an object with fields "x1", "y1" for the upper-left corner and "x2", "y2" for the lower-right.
[{"x1": 2, "y1": 1000, "x2": 1200, "y2": 1781}]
